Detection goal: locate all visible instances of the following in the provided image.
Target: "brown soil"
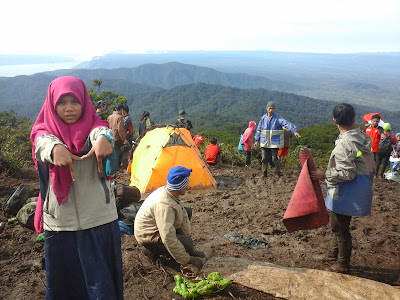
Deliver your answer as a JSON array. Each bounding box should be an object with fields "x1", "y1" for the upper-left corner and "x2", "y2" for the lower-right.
[{"x1": 0, "y1": 164, "x2": 399, "y2": 299}]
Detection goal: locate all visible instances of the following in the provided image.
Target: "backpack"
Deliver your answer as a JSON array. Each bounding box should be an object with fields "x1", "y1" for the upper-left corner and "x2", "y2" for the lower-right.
[
  {"x1": 379, "y1": 133, "x2": 393, "y2": 155},
  {"x1": 237, "y1": 134, "x2": 245, "y2": 153},
  {"x1": 16, "y1": 200, "x2": 37, "y2": 231},
  {"x1": 114, "y1": 184, "x2": 141, "y2": 210},
  {"x1": 3, "y1": 184, "x2": 33, "y2": 216}
]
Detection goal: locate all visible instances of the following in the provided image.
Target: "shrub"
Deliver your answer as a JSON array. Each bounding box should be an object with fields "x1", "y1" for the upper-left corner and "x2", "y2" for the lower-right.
[{"x1": 0, "y1": 111, "x2": 33, "y2": 175}]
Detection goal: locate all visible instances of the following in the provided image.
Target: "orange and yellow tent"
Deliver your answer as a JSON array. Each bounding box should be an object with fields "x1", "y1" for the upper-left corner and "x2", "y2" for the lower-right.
[{"x1": 128, "y1": 126, "x2": 217, "y2": 193}]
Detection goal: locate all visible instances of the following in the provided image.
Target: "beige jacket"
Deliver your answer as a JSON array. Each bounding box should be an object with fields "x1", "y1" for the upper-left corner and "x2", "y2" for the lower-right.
[
  {"x1": 134, "y1": 187, "x2": 191, "y2": 265},
  {"x1": 107, "y1": 111, "x2": 126, "y2": 142},
  {"x1": 34, "y1": 127, "x2": 118, "y2": 231}
]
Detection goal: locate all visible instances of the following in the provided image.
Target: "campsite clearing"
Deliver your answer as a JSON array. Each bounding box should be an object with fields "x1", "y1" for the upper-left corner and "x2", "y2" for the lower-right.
[{"x1": 0, "y1": 164, "x2": 399, "y2": 299}]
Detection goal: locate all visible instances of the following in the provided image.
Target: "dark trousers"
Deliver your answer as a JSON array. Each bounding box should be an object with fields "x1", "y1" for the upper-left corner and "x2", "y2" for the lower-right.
[
  {"x1": 143, "y1": 207, "x2": 194, "y2": 259},
  {"x1": 245, "y1": 150, "x2": 251, "y2": 166},
  {"x1": 261, "y1": 147, "x2": 280, "y2": 173},
  {"x1": 144, "y1": 233, "x2": 196, "y2": 259},
  {"x1": 115, "y1": 140, "x2": 131, "y2": 169},
  {"x1": 44, "y1": 221, "x2": 123, "y2": 300},
  {"x1": 114, "y1": 140, "x2": 124, "y2": 168},
  {"x1": 376, "y1": 153, "x2": 390, "y2": 176},
  {"x1": 373, "y1": 152, "x2": 378, "y2": 163},
  {"x1": 328, "y1": 210, "x2": 352, "y2": 267}
]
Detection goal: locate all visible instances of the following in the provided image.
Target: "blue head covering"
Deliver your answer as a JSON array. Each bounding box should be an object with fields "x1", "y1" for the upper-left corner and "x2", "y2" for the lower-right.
[{"x1": 166, "y1": 166, "x2": 192, "y2": 191}]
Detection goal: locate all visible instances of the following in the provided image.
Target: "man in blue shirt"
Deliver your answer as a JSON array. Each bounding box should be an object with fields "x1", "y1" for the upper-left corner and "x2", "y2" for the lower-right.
[{"x1": 254, "y1": 101, "x2": 301, "y2": 177}]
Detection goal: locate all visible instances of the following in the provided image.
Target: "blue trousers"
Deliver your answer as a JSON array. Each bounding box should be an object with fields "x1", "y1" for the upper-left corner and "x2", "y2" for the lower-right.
[{"x1": 44, "y1": 220, "x2": 123, "y2": 300}]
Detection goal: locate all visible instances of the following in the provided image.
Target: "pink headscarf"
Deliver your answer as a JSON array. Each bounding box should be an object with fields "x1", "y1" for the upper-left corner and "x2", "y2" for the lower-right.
[{"x1": 31, "y1": 76, "x2": 108, "y2": 205}]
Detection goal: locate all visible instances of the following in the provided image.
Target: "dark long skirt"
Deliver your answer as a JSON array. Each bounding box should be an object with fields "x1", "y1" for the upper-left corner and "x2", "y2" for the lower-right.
[{"x1": 44, "y1": 220, "x2": 123, "y2": 300}]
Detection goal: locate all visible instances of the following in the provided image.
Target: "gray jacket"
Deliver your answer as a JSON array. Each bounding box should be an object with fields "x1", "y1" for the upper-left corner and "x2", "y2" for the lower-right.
[
  {"x1": 35, "y1": 127, "x2": 118, "y2": 231},
  {"x1": 325, "y1": 128, "x2": 374, "y2": 216}
]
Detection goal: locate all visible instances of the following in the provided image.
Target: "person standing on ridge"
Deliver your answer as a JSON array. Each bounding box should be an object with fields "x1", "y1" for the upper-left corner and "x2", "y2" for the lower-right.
[
  {"x1": 254, "y1": 101, "x2": 300, "y2": 177},
  {"x1": 311, "y1": 103, "x2": 374, "y2": 274},
  {"x1": 364, "y1": 114, "x2": 383, "y2": 163},
  {"x1": 138, "y1": 111, "x2": 154, "y2": 138},
  {"x1": 176, "y1": 110, "x2": 193, "y2": 132},
  {"x1": 107, "y1": 104, "x2": 129, "y2": 169},
  {"x1": 122, "y1": 104, "x2": 134, "y2": 145},
  {"x1": 31, "y1": 76, "x2": 123, "y2": 299},
  {"x1": 242, "y1": 121, "x2": 257, "y2": 167}
]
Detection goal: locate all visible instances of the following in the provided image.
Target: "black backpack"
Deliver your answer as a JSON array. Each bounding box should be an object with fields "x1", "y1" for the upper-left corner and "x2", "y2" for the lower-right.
[
  {"x1": 379, "y1": 133, "x2": 393, "y2": 155},
  {"x1": 3, "y1": 184, "x2": 33, "y2": 216}
]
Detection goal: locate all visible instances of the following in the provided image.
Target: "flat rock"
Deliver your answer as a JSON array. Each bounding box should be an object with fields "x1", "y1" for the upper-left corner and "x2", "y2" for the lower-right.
[{"x1": 200, "y1": 257, "x2": 400, "y2": 300}]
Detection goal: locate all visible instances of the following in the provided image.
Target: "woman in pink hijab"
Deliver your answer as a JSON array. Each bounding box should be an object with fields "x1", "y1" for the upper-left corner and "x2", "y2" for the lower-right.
[
  {"x1": 242, "y1": 121, "x2": 257, "y2": 167},
  {"x1": 31, "y1": 76, "x2": 123, "y2": 300}
]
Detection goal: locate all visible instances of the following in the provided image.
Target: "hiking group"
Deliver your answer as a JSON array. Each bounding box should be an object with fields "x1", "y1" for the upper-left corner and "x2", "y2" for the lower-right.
[
  {"x1": 29, "y1": 76, "x2": 399, "y2": 299},
  {"x1": 363, "y1": 113, "x2": 399, "y2": 179}
]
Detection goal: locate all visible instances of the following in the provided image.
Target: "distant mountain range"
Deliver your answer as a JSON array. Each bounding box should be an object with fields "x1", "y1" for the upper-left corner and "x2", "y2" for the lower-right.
[
  {"x1": 1, "y1": 52, "x2": 400, "y2": 132},
  {"x1": 1, "y1": 64, "x2": 399, "y2": 132},
  {"x1": 0, "y1": 61, "x2": 300, "y2": 119},
  {"x1": 43, "y1": 62, "x2": 301, "y2": 92},
  {"x1": 71, "y1": 51, "x2": 400, "y2": 111}
]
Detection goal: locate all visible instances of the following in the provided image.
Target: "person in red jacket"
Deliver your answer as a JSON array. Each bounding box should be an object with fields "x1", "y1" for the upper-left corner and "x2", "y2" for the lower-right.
[
  {"x1": 205, "y1": 138, "x2": 222, "y2": 166},
  {"x1": 364, "y1": 114, "x2": 383, "y2": 162},
  {"x1": 193, "y1": 134, "x2": 205, "y2": 148}
]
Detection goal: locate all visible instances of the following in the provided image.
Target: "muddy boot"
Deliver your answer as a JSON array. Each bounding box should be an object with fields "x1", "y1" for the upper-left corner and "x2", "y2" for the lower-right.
[
  {"x1": 325, "y1": 262, "x2": 350, "y2": 274},
  {"x1": 262, "y1": 164, "x2": 268, "y2": 178},
  {"x1": 322, "y1": 238, "x2": 338, "y2": 262},
  {"x1": 326, "y1": 240, "x2": 351, "y2": 274},
  {"x1": 322, "y1": 248, "x2": 338, "y2": 262}
]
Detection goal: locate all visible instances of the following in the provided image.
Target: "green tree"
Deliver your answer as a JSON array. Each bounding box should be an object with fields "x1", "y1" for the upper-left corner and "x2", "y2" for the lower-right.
[
  {"x1": 92, "y1": 79, "x2": 103, "y2": 93},
  {"x1": 88, "y1": 79, "x2": 128, "y2": 119}
]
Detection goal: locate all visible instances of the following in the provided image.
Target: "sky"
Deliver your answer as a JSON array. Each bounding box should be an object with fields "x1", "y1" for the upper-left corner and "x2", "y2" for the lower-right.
[{"x1": 1, "y1": 0, "x2": 400, "y2": 61}]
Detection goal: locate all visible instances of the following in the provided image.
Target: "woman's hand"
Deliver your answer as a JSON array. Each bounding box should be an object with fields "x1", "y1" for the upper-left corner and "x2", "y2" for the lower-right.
[
  {"x1": 310, "y1": 169, "x2": 326, "y2": 181},
  {"x1": 81, "y1": 135, "x2": 113, "y2": 173},
  {"x1": 52, "y1": 144, "x2": 82, "y2": 181}
]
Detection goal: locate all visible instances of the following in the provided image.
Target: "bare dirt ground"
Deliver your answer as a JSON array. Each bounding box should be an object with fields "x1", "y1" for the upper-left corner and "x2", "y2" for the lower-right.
[{"x1": 1, "y1": 164, "x2": 399, "y2": 299}]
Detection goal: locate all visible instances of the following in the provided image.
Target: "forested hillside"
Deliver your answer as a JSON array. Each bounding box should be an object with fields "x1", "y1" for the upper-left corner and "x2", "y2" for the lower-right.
[
  {"x1": 72, "y1": 51, "x2": 400, "y2": 110},
  {"x1": 0, "y1": 74, "x2": 160, "y2": 119},
  {"x1": 43, "y1": 62, "x2": 301, "y2": 92},
  {"x1": 1, "y1": 72, "x2": 399, "y2": 134},
  {"x1": 125, "y1": 83, "x2": 400, "y2": 133}
]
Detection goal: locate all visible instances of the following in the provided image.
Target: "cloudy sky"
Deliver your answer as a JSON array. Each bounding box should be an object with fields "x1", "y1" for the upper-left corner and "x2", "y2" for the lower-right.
[{"x1": 1, "y1": 0, "x2": 399, "y2": 60}]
